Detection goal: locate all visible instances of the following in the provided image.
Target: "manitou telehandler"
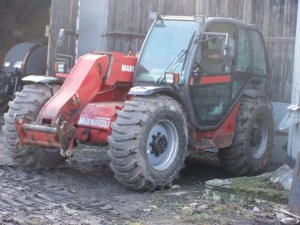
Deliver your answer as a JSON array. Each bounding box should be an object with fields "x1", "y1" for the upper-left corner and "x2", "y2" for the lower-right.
[{"x1": 3, "y1": 15, "x2": 274, "y2": 191}]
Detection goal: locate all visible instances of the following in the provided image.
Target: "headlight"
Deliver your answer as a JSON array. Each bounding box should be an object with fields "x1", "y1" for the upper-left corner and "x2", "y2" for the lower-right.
[
  {"x1": 13, "y1": 61, "x2": 23, "y2": 69},
  {"x1": 165, "y1": 72, "x2": 180, "y2": 84},
  {"x1": 165, "y1": 73, "x2": 175, "y2": 84},
  {"x1": 55, "y1": 62, "x2": 67, "y2": 73},
  {"x1": 4, "y1": 61, "x2": 10, "y2": 68}
]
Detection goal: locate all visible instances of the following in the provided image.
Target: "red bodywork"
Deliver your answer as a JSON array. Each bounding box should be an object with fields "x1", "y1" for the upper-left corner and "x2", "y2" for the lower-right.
[
  {"x1": 15, "y1": 51, "x2": 239, "y2": 154},
  {"x1": 16, "y1": 52, "x2": 137, "y2": 152},
  {"x1": 200, "y1": 75, "x2": 231, "y2": 85},
  {"x1": 195, "y1": 102, "x2": 240, "y2": 149}
]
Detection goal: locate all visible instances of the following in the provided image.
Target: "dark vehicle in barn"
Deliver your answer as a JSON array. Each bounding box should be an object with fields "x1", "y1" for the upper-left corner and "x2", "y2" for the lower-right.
[{"x1": 0, "y1": 42, "x2": 47, "y2": 114}]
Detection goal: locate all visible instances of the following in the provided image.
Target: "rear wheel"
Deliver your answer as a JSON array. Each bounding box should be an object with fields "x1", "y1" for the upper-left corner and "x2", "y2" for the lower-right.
[
  {"x1": 218, "y1": 97, "x2": 274, "y2": 175},
  {"x1": 2, "y1": 84, "x2": 66, "y2": 169},
  {"x1": 108, "y1": 95, "x2": 188, "y2": 191}
]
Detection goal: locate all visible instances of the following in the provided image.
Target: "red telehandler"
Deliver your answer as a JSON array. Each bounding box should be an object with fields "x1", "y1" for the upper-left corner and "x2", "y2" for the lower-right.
[{"x1": 3, "y1": 15, "x2": 274, "y2": 191}]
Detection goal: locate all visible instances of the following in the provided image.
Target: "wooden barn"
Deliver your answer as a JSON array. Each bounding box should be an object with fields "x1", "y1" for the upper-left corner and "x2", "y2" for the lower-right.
[
  {"x1": 105, "y1": 0, "x2": 297, "y2": 104},
  {"x1": 44, "y1": 0, "x2": 296, "y2": 104},
  {"x1": 1, "y1": 0, "x2": 296, "y2": 103},
  {"x1": 0, "y1": 0, "x2": 51, "y2": 65}
]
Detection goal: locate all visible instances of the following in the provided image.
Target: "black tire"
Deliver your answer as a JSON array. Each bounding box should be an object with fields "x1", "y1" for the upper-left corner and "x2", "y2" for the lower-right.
[
  {"x1": 108, "y1": 95, "x2": 188, "y2": 191},
  {"x1": 218, "y1": 97, "x2": 274, "y2": 175},
  {"x1": 0, "y1": 98, "x2": 9, "y2": 115},
  {"x1": 2, "y1": 84, "x2": 66, "y2": 169}
]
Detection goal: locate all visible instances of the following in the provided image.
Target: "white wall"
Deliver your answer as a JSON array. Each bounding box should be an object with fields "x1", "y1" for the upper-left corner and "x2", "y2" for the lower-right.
[{"x1": 287, "y1": 1, "x2": 300, "y2": 168}]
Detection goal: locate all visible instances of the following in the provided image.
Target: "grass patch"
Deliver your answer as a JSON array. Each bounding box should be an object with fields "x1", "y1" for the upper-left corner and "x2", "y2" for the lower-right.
[
  {"x1": 231, "y1": 177, "x2": 288, "y2": 204},
  {"x1": 126, "y1": 222, "x2": 143, "y2": 225},
  {"x1": 170, "y1": 202, "x2": 185, "y2": 211},
  {"x1": 183, "y1": 213, "x2": 219, "y2": 224},
  {"x1": 150, "y1": 196, "x2": 165, "y2": 206}
]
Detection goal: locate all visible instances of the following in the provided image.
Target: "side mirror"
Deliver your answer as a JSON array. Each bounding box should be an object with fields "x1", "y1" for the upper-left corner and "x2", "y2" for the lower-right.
[
  {"x1": 149, "y1": 12, "x2": 158, "y2": 20},
  {"x1": 149, "y1": 11, "x2": 163, "y2": 22},
  {"x1": 58, "y1": 29, "x2": 65, "y2": 48}
]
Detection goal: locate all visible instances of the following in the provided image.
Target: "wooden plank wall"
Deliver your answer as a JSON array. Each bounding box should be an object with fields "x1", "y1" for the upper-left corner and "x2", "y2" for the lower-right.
[
  {"x1": 106, "y1": 0, "x2": 297, "y2": 102},
  {"x1": 47, "y1": 0, "x2": 79, "y2": 75}
]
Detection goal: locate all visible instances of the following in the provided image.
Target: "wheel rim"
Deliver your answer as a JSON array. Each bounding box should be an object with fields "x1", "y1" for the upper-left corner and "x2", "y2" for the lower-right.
[
  {"x1": 147, "y1": 119, "x2": 179, "y2": 171},
  {"x1": 249, "y1": 117, "x2": 268, "y2": 160}
]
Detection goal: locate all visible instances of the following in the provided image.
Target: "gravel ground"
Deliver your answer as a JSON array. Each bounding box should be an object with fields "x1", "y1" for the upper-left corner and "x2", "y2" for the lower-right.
[{"x1": 0, "y1": 116, "x2": 283, "y2": 225}]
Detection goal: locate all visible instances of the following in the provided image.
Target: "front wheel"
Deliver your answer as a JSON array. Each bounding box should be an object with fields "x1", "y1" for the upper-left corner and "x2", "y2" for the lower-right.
[
  {"x1": 108, "y1": 95, "x2": 188, "y2": 191},
  {"x1": 2, "y1": 84, "x2": 66, "y2": 169}
]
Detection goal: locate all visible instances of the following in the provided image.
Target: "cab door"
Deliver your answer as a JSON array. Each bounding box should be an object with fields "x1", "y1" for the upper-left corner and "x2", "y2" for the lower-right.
[
  {"x1": 189, "y1": 23, "x2": 235, "y2": 127},
  {"x1": 189, "y1": 25, "x2": 269, "y2": 129},
  {"x1": 232, "y1": 28, "x2": 269, "y2": 100}
]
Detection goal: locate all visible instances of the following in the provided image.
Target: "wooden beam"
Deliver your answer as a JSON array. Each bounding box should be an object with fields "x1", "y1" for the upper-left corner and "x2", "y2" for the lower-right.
[{"x1": 47, "y1": 0, "x2": 79, "y2": 75}]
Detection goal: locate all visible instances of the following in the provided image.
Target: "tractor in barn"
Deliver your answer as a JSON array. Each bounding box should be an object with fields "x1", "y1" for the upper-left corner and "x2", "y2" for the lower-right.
[
  {"x1": 3, "y1": 15, "x2": 274, "y2": 191},
  {"x1": 0, "y1": 42, "x2": 47, "y2": 114}
]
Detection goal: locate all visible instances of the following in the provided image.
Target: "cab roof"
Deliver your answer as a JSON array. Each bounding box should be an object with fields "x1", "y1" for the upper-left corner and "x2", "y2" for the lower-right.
[{"x1": 161, "y1": 15, "x2": 257, "y2": 30}]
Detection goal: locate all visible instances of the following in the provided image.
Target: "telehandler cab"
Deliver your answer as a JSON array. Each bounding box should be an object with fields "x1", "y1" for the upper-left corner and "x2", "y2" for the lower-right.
[{"x1": 3, "y1": 15, "x2": 274, "y2": 191}]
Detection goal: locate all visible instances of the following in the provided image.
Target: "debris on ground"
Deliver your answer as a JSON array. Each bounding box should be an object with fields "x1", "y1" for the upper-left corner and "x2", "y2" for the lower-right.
[
  {"x1": 274, "y1": 208, "x2": 300, "y2": 225},
  {"x1": 181, "y1": 206, "x2": 194, "y2": 216},
  {"x1": 252, "y1": 206, "x2": 260, "y2": 213},
  {"x1": 170, "y1": 185, "x2": 181, "y2": 190},
  {"x1": 269, "y1": 164, "x2": 293, "y2": 191},
  {"x1": 189, "y1": 202, "x2": 198, "y2": 210}
]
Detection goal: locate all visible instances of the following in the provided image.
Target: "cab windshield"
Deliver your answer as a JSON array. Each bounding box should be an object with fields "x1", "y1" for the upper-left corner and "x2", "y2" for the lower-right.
[{"x1": 135, "y1": 20, "x2": 198, "y2": 83}]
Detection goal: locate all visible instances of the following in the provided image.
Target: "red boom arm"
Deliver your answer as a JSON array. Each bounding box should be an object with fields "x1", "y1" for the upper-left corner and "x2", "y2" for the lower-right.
[{"x1": 15, "y1": 52, "x2": 137, "y2": 155}]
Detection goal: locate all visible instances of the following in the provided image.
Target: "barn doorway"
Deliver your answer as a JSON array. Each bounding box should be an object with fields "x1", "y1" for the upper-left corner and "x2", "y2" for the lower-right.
[{"x1": 0, "y1": 0, "x2": 51, "y2": 66}]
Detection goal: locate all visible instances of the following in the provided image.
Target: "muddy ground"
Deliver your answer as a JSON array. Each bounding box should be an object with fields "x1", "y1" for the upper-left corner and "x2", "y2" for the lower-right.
[{"x1": 0, "y1": 116, "x2": 283, "y2": 225}]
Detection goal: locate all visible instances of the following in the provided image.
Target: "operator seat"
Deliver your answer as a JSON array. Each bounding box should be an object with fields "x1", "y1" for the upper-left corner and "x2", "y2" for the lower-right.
[
  {"x1": 190, "y1": 48, "x2": 229, "y2": 125},
  {"x1": 201, "y1": 49, "x2": 224, "y2": 74}
]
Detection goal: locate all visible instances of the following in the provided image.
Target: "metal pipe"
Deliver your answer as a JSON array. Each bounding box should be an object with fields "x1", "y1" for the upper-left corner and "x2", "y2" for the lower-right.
[
  {"x1": 22, "y1": 124, "x2": 57, "y2": 134},
  {"x1": 24, "y1": 139, "x2": 61, "y2": 149},
  {"x1": 288, "y1": 152, "x2": 300, "y2": 215},
  {"x1": 287, "y1": 1, "x2": 300, "y2": 168}
]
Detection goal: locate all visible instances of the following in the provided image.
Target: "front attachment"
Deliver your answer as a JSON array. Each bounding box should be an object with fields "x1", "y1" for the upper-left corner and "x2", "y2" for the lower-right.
[
  {"x1": 14, "y1": 53, "x2": 110, "y2": 156},
  {"x1": 15, "y1": 116, "x2": 76, "y2": 157}
]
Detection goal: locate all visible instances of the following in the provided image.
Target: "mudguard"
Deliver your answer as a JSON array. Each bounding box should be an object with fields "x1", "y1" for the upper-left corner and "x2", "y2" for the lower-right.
[
  {"x1": 129, "y1": 85, "x2": 178, "y2": 96},
  {"x1": 4, "y1": 42, "x2": 47, "y2": 76},
  {"x1": 243, "y1": 89, "x2": 266, "y2": 98},
  {"x1": 22, "y1": 75, "x2": 64, "y2": 85},
  {"x1": 129, "y1": 86, "x2": 189, "y2": 109}
]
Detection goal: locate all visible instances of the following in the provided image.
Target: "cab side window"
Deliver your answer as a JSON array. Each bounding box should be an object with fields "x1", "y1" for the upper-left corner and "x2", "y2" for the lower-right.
[
  {"x1": 250, "y1": 31, "x2": 268, "y2": 75},
  {"x1": 237, "y1": 29, "x2": 268, "y2": 75},
  {"x1": 237, "y1": 29, "x2": 251, "y2": 72}
]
